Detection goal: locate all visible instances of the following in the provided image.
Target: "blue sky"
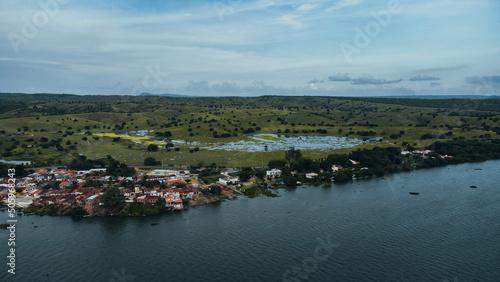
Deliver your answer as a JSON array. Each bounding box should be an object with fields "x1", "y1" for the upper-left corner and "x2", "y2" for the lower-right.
[{"x1": 1, "y1": 0, "x2": 499, "y2": 96}]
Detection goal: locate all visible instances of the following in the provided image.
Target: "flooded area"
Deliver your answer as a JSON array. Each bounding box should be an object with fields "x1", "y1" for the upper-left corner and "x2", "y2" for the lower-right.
[
  {"x1": 96, "y1": 132, "x2": 376, "y2": 152},
  {"x1": 0, "y1": 159, "x2": 31, "y2": 165},
  {"x1": 203, "y1": 134, "x2": 373, "y2": 152}
]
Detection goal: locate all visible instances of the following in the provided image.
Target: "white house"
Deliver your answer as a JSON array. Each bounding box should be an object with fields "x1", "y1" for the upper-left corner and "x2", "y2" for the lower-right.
[
  {"x1": 305, "y1": 173, "x2": 318, "y2": 179},
  {"x1": 218, "y1": 176, "x2": 240, "y2": 186},
  {"x1": 331, "y1": 165, "x2": 342, "y2": 172},
  {"x1": 266, "y1": 169, "x2": 282, "y2": 179}
]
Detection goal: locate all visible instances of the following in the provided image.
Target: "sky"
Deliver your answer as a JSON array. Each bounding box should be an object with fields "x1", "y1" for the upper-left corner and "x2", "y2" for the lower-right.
[{"x1": 1, "y1": 0, "x2": 499, "y2": 96}]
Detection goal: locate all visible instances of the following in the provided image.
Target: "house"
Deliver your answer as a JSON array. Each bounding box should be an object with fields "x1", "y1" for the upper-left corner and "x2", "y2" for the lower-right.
[
  {"x1": 218, "y1": 176, "x2": 239, "y2": 186},
  {"x1": 147, "y1": 196, "x2": 158, "y2": 204},
  {"x1": 36, "y1": 169, "x2": 48, "y2": 174},
  {"x1": 136, "y1": 195, "x2": 147, "y2": 204},
  {"x1": 59, "y1": 181, "x2": 72, "y2": 189},
  {"x1": 165, "y1": 197, "x2": 175, "y2": 207},
  {"x1": 305, "y1": 173, "x2": 318, "y2": 179},
  {"x1": 173, "y1": 199, "x2": 183, "y2": 210},
  {"x1": 331, "y1": 165, "x2": 343, "y2": 172},
  {"x1": 266, "y1": 169, "x2": 282, "y2": 179},
  {"x1": 84, "y1": 194, "x2": 100, "y2": 212},
  {"x1": 348, "y1": 159, "x2": 360, "y2": 165}
]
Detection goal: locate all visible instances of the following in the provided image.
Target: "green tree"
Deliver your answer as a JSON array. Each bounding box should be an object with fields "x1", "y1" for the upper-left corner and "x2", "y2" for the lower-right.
[
  {"x1": 100, "y1": 187, "x2": 124, "y2": 206},
  {"x1": 65, "y1": 206, "x2": 87, "y2": 216},
  {"x1": 239, "y1": 171, "x2": 251, "y2": 182},
  {"x1": 147, "y1": 144, "x2": 158, "y2": 152},
  {"x1": 285, "y1": 147, "x2": 302, "y2": 166},
  {"x1": 144, "y1": 157, "x2": 159, "y2": 166}
]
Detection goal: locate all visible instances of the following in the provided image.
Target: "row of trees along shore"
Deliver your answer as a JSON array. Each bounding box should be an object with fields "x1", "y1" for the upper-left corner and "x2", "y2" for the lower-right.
[{"x1": 266, "y1": 138, "x2": 500, "y2": 186}]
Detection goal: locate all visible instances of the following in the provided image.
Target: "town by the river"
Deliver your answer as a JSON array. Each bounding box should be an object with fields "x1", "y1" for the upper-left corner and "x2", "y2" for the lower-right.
[{"x1": 1, "y1": 160, "x2": 499, "y2": 281}]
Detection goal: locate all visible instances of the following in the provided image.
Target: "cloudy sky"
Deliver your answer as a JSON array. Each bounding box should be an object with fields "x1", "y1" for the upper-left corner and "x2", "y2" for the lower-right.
[{"x1": 1, "y1": 0, "x2": 499, "y2": 96}]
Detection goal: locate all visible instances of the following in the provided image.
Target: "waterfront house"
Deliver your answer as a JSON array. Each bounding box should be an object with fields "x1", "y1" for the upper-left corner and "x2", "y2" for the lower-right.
[
  {"x1": 173, "y1": 199, "x2": 183, "y2": 210},
  {"x1": 331, "y1": 165, "x2": 342, "y2": 172},
  {"x1": 85, "y1": 194, "x2": 100, "y2": 212},
  {"x1": 306, "y1": 173, "x2": 318, "y2": 179},
  {"x1": 219, "y1": 176, "x2": 239, "y2": 186},
  {"x1": 266, "y1": 169, "x2": 282, "y2": 179}
]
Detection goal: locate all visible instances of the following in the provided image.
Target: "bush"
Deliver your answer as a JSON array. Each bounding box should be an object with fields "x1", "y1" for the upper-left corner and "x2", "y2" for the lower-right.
[
  {"x1": 65, "y1": 206, "x2": 87, "y2": 216},
  {"x1": 144, "y1": 157, "x2": 159, "y2": 166},
  {"x1": 147, "y1": 144, "x2": 158, "y2": 152}
]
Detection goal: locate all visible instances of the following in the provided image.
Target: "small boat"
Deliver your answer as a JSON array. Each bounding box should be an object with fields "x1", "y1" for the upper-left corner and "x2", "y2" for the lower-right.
[
  {"x1": 469, "y1": 186, "x2": 477, "y2": 188},
  {"x1": 150, "y1": 222, "x2": 159, "y2": 226},
  {"x1": 409, "y1": 192, "x2": 420, "y2": 195}
]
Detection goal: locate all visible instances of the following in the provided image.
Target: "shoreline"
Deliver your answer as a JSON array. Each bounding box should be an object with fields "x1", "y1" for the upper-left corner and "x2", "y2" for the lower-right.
[{"x1": 4, "y1": 158, "x2": 497, "y2": 218}]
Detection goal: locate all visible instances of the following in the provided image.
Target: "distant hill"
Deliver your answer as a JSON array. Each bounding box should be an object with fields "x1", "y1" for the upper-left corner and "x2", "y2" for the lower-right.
[
  {"x1": 383, "y1": 95, "x2": 500, "y2": 100},
  {"x1": 139, "y1": 92, "x2": 191, "y2": 97}
]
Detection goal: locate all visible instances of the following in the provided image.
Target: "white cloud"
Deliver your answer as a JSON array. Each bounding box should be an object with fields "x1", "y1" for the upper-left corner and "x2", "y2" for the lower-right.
[
  {"x1": 296, "y1": 3, "x2": 318, "y2": 12},
  {"x1": 277, "y1": 14, "x2": 306, "y2": 29},
  {"x1": 327, "y1": 0, "x2": 364, "y2": 11}
]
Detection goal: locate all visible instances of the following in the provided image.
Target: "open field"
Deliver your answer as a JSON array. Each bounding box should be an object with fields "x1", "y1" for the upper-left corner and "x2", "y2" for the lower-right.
[{"x1": 0, "y1": 94, "x2": 498, "y2": 167}]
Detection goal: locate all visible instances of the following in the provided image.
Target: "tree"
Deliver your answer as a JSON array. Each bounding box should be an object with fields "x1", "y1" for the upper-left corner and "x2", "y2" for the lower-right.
[
  {"x1": 65, "y1": 206, "x2": 87, "y2": 216},
  {"x1": 144, "y1": 157, "x2": 159, "y2": 166},
  {"x1": 268, "y1": 159, "x2": 286, "y2": 169},
  {"x1": 285, "y1": 147, "x2": 302, "y2": 165},
  {"x1": 157, "y1": 197, "x2": 166, "y2": 207},
  {"x1": 147, "y1": 144, "x2": 158, "y2": 152},
  {"x1": 254, "y1": 169, "x2": 266, "y2": 180},
  {"x1": 334, "y1": 169, "x2": 353, "y2": 182},
  {"x1": 282, "y1": 169, "x2": 297, "y2": 186},
  {"x1": 209, "y1": 185, "x2": 221, "y2": 195},
  {"x1": 239, "y1": 170, "x2": 251, "y2": 182},
  {"x1": 100, "y1": 187, "x2": 124, "y2": 206},
  {"x1": 283, "y1": 175, "x2": 297, "y2": 187}
]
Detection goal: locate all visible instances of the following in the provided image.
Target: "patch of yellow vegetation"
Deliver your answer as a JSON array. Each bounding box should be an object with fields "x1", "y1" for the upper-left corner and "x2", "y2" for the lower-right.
[
  {"x1": 144, "y1": 141, "x2": 167, "y2": 145},
  {"x1": 93, "y1": 133, "x2": 150, "y2": 142}
]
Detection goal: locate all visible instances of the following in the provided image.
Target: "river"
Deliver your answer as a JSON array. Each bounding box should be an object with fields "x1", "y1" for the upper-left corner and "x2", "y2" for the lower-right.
[{"x1": 1, "y1": 160, "x2": 499, "y2": 281}]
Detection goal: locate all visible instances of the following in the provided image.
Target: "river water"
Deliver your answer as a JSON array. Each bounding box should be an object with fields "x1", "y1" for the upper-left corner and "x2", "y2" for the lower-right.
[{"x1": 1, "y1": 161, "x2": 499, "y2": 281}]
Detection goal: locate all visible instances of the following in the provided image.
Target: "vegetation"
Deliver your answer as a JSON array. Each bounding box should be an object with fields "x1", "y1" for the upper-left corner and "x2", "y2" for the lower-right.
[
  {"x1": 242, "y1": 185, "x2": 278, "y2": 198},
  {"x1": 100, "y1": 187, "x2": 125, "y2": 206},
  {"x1": 267, "y1": 138, "x2": 500, "y2": 186},
  {"x1": 64, "y1": 206, "x2": 88, "y2": 216},
  {"x1": 120, "y1": 201, "x2": 169, "y2": 216},
  {"x1": 0, "y1": 93, "x2": 499, "y2": 168},
  {"x1": 144, "y1": 157, "x2": 160, "y2": 166}
]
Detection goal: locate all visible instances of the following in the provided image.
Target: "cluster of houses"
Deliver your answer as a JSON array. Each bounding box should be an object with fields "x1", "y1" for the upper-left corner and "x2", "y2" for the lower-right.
[
  {"x1": 0, "y1": 168, "x2": 202, "y2": 213},
  {"x1": 1, "y1": 148, "x2": 450, "y2": 214},
  {"x1": 401, "y1": 149, "x2": 453, "y2": 159}
]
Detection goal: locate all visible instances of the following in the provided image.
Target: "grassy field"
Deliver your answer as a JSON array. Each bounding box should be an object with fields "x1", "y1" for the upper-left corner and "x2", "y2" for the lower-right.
[{"x1": 0, "y1": 94, "x2": 498, "y2": 167}]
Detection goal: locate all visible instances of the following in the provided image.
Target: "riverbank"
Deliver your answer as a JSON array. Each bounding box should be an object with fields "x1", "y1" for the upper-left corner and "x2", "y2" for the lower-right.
[
  {"x1": 3, "y1": 138, "x2": 500, "y2": 218},
  {"x1": 2, "y1": 160, "x2": 499, "y2": 281}
]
